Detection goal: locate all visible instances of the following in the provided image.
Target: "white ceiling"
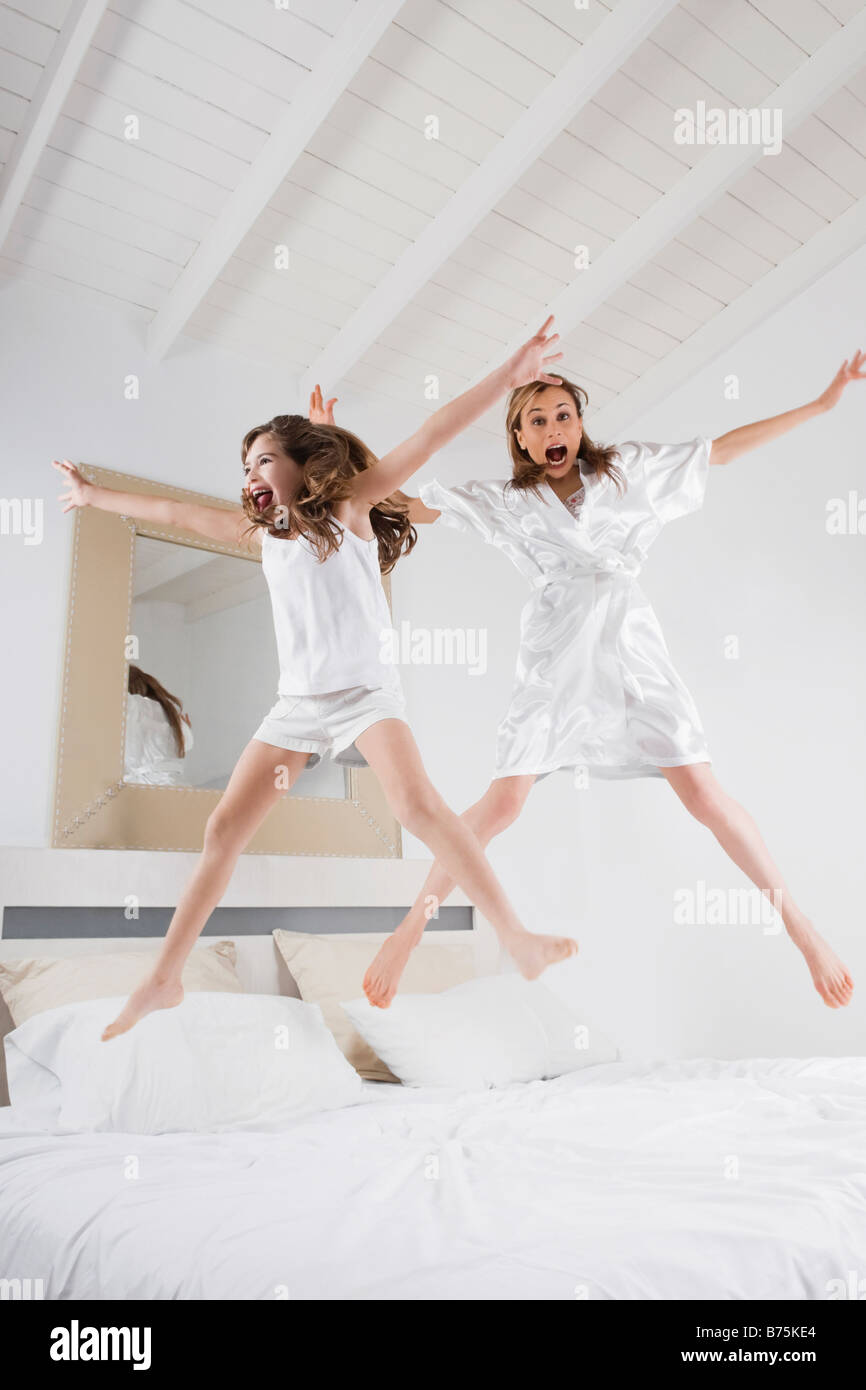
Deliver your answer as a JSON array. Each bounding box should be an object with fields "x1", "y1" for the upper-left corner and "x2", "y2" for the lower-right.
[
  {"x1": 132, "y1": 533, "x2": 263, "y2": 619},
  {"x1": 2, "y1": 0, "x2": 865, "y2": 440}
]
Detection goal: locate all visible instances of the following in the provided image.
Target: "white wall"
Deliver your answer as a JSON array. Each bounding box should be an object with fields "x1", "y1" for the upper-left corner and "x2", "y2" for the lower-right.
[{"x1": 1, "y1": 253, "x2": 864, "y2": 1060}]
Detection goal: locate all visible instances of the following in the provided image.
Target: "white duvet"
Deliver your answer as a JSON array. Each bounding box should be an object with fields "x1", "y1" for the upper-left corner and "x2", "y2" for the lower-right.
[{"x1": 1, "y1": 1056, "x2": 864, "y2": 1300}]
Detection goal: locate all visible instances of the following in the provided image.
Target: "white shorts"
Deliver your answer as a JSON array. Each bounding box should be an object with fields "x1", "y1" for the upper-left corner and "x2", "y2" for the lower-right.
[{"x1": 253, "y1": 683, "x2": 408, "y2": 769}]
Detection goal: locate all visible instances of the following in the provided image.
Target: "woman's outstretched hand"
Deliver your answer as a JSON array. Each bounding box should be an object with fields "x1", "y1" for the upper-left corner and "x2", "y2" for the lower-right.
[
  {"x1": 308, "y1": 383, "x2": 337, "y2": 425},
  {"x1": 817, "y1": 350, "x2": 866, "y2": 411},
  {"x1": 505, "y1": 315, "x2": 564, "y2": 390},
  {"x1": 53, "y1": 458, "x2": 93, "y2": 511}
]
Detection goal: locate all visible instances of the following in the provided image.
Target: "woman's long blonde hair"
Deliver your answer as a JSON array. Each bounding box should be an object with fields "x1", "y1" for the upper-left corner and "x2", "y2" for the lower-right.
[
  {"x1": 240, "y1": 415, "x2": 416, "y2": 574},
  {"x1": 505, "y1": 377, "x2": 625, "y2": 496}
]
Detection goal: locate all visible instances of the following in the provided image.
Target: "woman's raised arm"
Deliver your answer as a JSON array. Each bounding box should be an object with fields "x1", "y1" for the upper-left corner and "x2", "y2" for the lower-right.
[
  {"x1": 711, "y1": 350, "x2": 866, "y2": 467},
  {"x1": 390, "y1": 489, "x2": 440, "y2": 524}
]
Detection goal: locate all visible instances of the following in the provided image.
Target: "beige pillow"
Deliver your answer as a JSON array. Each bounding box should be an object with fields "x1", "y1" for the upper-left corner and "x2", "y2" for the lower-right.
[
  {"x1": 0, "y1": 940, "x2": 242, "y2": 1028},
  {"x1": 273, "y1": 930, "x2": 475, "y2": 1082},
  {"x1": 0, "y1": 989, "x2": 14, "y2": 1109}
]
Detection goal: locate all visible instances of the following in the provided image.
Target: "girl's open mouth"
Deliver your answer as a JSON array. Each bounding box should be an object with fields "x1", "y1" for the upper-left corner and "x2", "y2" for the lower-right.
[
  {"x1": 545, "y1": 445, "x2": 568, "y2": 464},
  {"x1": 252, "y1": 488, "x2": 274, "y2": 512}
]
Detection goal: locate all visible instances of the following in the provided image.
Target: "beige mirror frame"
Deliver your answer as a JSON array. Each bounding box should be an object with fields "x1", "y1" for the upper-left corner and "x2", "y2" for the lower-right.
[{"x1": 52, "y1": 466, "x2": 402, "y2": 858}]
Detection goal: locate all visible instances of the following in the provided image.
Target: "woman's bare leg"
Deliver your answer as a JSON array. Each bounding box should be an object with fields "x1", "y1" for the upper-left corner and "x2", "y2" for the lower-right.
[
  {"x1": 102, "y1": 741, "x2": 311, "y2": 1039},
  {"x1": 363, "y1": 775, "x2": 536, "y2": 1005},
  {"x1": 663, "y1": 762, "x2": 853, "y2": 1007},
  {"x1": 355, "y1": 721, "x2": 575, "y2": 1005}
]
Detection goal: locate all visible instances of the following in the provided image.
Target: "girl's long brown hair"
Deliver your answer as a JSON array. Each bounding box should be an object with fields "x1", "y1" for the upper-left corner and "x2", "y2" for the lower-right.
[
  {"x1": 505, "y1": 377, "x2": 625, "y2": 496},
  {"x1": 127, "y1": 665, "x2": 187, "y2": 758},
  {"x1": 240, "y1": 415, "x2": 416, "y2": 574}
]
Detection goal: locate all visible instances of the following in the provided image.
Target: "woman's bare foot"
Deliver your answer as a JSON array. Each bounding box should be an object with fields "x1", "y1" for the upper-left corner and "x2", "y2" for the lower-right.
[
  {"x1": 503, "y1": 930, "x2": 578, "y2": 981},
  {"x1": 101, "y1": 974, "x2": 185, "y2": 1040},
  {"x1": 363, "y1": 930, "x2": 422, "y2": 1008},
  {"x1": 788, "y1": 920, "x2": 853, "y2": 1008}
]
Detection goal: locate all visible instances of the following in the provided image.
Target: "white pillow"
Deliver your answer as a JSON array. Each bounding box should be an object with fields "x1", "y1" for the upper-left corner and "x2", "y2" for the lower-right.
[
  {"x1": 273, "y1": 929, "x2": 475, "y2": 1081},
  {"x1": 341, "y1": 974, "x2": 619, "y2": 1089},
  {"x1": 4, "y1": 992, "x2": 364, "y2": 1133}
]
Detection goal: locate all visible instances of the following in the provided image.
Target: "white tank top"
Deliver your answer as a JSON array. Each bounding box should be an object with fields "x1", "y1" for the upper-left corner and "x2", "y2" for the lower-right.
[
  {"x1": 124, "y1": 693, "x2": 193, "y2": 785},
  {"x1": 260, "y1": 521, "x2": 397, "y2": 696}
]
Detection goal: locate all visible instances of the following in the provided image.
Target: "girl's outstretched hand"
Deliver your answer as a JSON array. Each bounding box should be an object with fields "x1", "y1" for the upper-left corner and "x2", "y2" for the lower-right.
[
  {"x1": 308, "y1": 383, "x2": 337, "y2": 425},
  {"x1": 53, "y1": 459, "x2": 93, "y2": 511},
  {"x1": 505, "y1": 315, "x2": 564, "y2": 390},
  {"x1": 817, "y1": 351, "x2": 866, "y2": 411}
]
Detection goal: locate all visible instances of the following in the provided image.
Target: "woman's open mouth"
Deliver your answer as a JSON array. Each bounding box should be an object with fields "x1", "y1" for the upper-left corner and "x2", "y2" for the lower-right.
[
  {"x1": 251, "y1": 487, "x2": 274, "y2": 512},
  {"x1": 545, "y1": 445, "x2": 568, "y2": 465}
]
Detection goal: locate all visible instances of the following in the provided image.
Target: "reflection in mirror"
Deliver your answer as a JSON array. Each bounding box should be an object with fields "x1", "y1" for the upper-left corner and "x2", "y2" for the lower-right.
[{"x1": 124, "y1": 536, "x2": 346, "y2": 798}]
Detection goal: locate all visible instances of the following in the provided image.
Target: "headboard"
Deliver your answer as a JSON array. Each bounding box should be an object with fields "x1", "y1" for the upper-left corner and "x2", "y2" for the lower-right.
[{"x1": 0, "y1": 848, "x2": 497, "y2": 1106}]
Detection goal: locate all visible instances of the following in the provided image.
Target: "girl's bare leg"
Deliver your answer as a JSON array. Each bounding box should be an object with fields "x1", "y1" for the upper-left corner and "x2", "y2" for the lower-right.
[
  {"x1": 102, "y1": 741, "x2": 310, "y2": 1039},
  {"x1": 663, "y1": 763, "x2": 853, "y2": 1007},
  {"x1": 363, "y1": 775, "x2": 536, "y2": 1005},
  {"x1": 355, "y1": 721, "x2": 575, "y2": 1005}
]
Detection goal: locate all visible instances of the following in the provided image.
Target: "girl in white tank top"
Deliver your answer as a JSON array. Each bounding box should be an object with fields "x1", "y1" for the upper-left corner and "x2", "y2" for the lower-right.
[
  {"x1": 62, "y1": 320, "x2": 583, "y2": 1043},
  {"x1": 259, "y1": 516, "x2": 395, "y2": 696}
]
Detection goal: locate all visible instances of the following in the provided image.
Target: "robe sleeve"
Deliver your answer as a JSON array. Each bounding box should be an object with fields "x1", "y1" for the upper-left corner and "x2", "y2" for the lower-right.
[
  {"x1": 617, "y1": 437, "x2": 713, "y2": 524},
  {"x1": 417, "y1": 478, "x2": 509, "y2": 544}
]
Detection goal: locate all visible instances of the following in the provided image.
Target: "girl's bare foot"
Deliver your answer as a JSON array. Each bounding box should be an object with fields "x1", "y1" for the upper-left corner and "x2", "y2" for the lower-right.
[
  {"x1": 363, "y1": 931, "x2": 422, "y2": 1008},
  {"x1": 789, "y1": 920, "x2": 853, "y2": 1008},
  {"x1": 503, "y1": 930, "x2": 578, "y2": 981},
  {"x1": 101, "y1": 975, "x2": 185, "y2": 1040}
]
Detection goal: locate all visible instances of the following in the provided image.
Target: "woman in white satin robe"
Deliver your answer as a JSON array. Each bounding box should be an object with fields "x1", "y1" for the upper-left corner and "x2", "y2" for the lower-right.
[
  {"x1": 419, "y1": 436, "x2": 711, "y2": 783},
  {"x1": 371, "y1": 358, "x2": 863, "y2": 1013}
]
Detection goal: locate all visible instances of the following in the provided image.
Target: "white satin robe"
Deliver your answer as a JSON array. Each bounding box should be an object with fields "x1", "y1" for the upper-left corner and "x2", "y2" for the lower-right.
[{"x1": 418, "y1": 438, "x2": 713, "y2": 783}]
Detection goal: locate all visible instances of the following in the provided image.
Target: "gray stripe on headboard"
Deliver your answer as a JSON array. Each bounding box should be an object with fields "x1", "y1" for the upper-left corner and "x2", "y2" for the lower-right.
[{"x1": 1, "y1": 905, "x2": 473, "y2": 939}]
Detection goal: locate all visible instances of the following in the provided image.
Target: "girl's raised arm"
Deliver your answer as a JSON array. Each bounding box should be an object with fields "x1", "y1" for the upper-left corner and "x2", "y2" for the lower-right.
[
  {"x1": 711, "y1": 350, "x2": 866, "y2": 467},
  {"x1": 309, "y1": 383, "x2": 440, "y2": 522},
  {"x1": 53, "y1": 459, "x2": 260, "y2": 549},
  {"x1": 350, "y1": 317, "x2": 563, "y2": 506}
]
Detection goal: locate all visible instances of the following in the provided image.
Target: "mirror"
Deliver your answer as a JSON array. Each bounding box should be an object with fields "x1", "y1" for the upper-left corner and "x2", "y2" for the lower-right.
[
  {"x1": 53, "y1": 466, "x2": 401, "y2": 855},
  {"x1": 125, "y1": 536, "x2": 345, "y2": 798}
]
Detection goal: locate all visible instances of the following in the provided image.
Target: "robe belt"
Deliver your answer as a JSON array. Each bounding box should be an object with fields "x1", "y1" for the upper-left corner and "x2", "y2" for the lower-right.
[{"x1": 530, "y1": 565, "x2": 639, "y2": 590}]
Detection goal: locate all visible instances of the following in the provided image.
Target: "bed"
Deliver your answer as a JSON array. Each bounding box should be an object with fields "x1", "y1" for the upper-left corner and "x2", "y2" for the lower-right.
[
  {"x1": 1, "y1": 857, "x2": 864, "y2": 1302},
  {"x1": 2, "y1": 1056, "x2": 864, "y2": 1300}
]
